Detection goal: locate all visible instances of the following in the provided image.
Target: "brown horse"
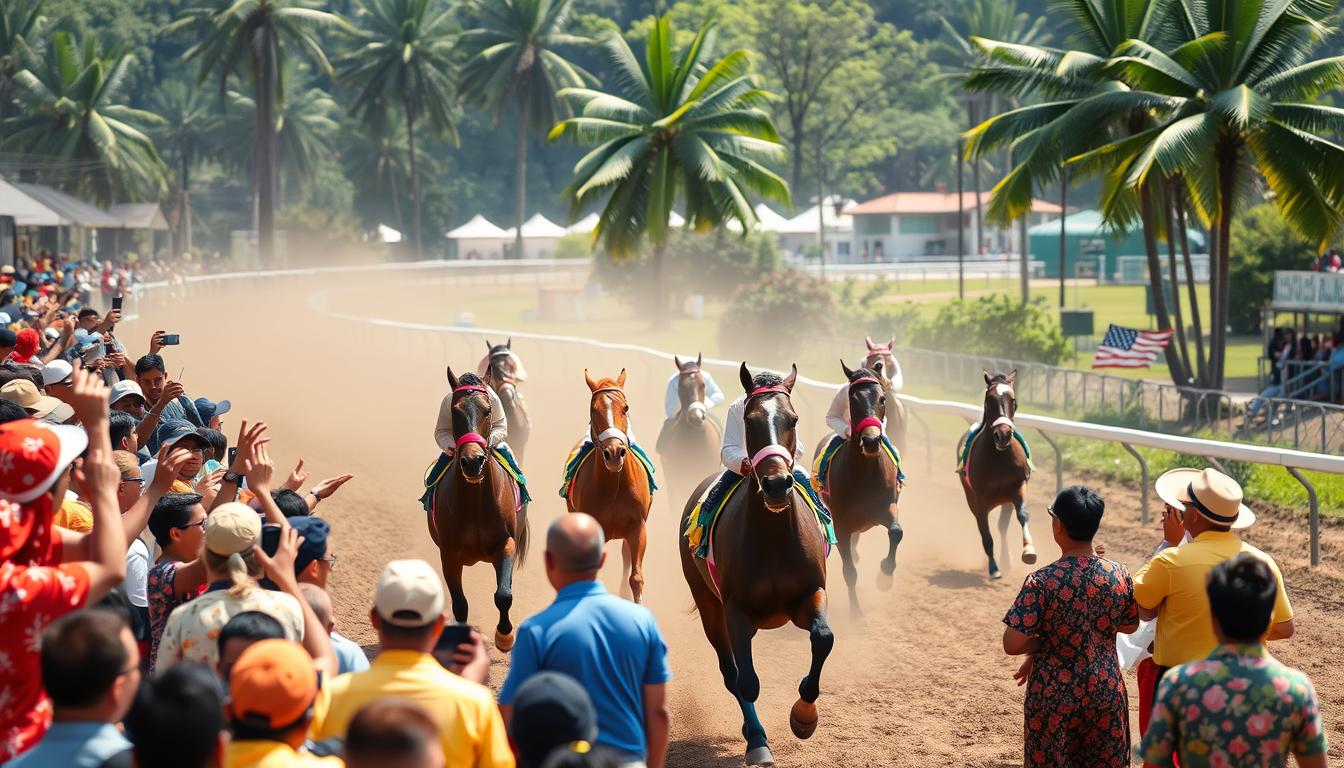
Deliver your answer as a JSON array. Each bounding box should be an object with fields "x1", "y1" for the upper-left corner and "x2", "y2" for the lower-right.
[
  {"x1": 959, "y1": 370, "x2": 1036, "y2": 580},
  {"x1": 815, "y1": 361, "x2": 903, "y2": 617},
  {"x1": 428, "y1": 367, "x2": 529, "y2": 650},
  {"x1": 565, "y1": 369, "x2": 655, "y2": 603},
  {"x1": 862, "y1": 336, "x2": 908, "y2": 455},
  {"x1": 679, "y1": 364, "x2": 832, "y2": 767},
  {"x1": 482, "y1": 339, "x2": 530, "y2": 462},
  {"x1": 656, "y1": 354, "x2": 722, "y2": 503}
]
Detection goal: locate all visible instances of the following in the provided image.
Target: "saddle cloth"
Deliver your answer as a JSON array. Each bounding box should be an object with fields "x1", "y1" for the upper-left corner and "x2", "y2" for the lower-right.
[
  {"x1": 559, "y1": 440, "x2": 658, "y2": 499},
  {"x1": 956, "y1": 424, "x2": 1035, "y2": 483},
  {"x1": 810, "y1": 433, "x2": 903, "y2": 496},
  {"x1": 425, "y1": 447, "x2": 531, "y2": 509}
]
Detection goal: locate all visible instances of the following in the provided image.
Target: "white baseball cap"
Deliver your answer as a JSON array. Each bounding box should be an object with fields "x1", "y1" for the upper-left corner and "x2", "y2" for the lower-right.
[
  {"x1": 41, "y1": 360, "x2": 72, "y2": 387},
  {"x1": 109, "y1": 380, "x2": 147, "y2": 406},
  {"x1": 374, "y1": 559, "x2": 444, "y2": 627}
]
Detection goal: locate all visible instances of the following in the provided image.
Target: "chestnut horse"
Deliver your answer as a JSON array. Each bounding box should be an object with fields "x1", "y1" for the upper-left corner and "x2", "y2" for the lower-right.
[
  {"x1": 862, "y1": 336, "x2": 908, "y2": 455},
  {"x1": 679, "y1": 364, "x2": 832, "y2": 768},
  {"x1": 656, "y1": 354, "x2": 722, "y2": 503},
  {"x1": 566, "y1": 369, "x2": 655, "y2": 603},
  {"x1": 816, "y1": 362, "x2": 903, "y2": 617},
  {"x1": 481, "y1": 339, "x2": 530, "y2": 461},
  {"x1": 428, "y1": 367, "x2": 529, "y2": 650},
  {"x1": 959, "y1": 370, "x2": 1035, "y2": 580}
]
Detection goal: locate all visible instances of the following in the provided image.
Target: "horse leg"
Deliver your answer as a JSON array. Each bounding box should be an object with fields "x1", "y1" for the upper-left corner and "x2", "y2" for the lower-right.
[
  {"x1": 625, "y1": 522, "x2": 647, "y2": 604},
  {"x1": 444, "y1": 556, "x2": 468, "y2": 623},
  {"x1": 492, "y1": 540, "x2": 517, "y2": 652},
  {"x1": 1016, "y1": 494, "x2": 1037, "y2": 564},
  {"x1": 619, "y1": 538, "x2": 634, "y2": 601},
  {"x1": 997, "y1": 504, "x2": 1013, "y2": 572},
  {"x1": 877, "y1": 503, "x2": 903, "y2": 591},
  {"x1": 791, "y1": 591, "x2": 833, "y2": 740},
  {"x1": 849, "y1": 531, "x2": 861, "y2": 565},
  {"x1": 975, "y1": 507, "x2": 1001, "y2": 580},
  {"x1": 836, "y1": 526, "x2": 861, "y2": 619},
  {"x1": 726, "y1": 604, "x2": 761, "y2": 702}
]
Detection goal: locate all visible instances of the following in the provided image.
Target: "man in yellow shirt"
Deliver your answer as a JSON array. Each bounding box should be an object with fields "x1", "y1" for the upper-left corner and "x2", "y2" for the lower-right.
[
  {"x1": 312, "y1": 560, "x2": 513, "y2": 768},
  {"x1": 1134, "y1": 468, "x2": 1294, "y2": 676},
  {"x1": 226, "y1": 638, "x2": 342, "y2": 767}
]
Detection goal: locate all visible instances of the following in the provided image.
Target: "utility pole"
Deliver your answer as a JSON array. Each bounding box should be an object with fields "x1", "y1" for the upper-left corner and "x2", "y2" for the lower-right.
[
  {"x1": 1059, "y1": 169, "x2": 1067, "y2": 308},
  {"x1": 956, "y1": 137, "x2": 965, "y2": 300}
]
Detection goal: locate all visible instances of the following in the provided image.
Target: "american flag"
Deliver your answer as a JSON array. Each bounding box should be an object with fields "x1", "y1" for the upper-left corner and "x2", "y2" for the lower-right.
[{"x1": 1092, "y1": 324, "x2": 1174, "y2": 369}]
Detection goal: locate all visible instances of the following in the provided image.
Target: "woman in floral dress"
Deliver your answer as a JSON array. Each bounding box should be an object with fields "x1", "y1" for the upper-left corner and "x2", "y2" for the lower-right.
[
  {"x1": 146, "y1": 492, "x2": 210, "y2": 668},
  {"x1": 1003, "y1": 486, "x2": 1140, "y2": 767}
]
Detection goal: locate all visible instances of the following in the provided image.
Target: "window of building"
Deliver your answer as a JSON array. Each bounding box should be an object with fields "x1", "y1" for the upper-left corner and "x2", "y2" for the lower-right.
[
  {"x1": 856, "y1": 215, "x2": 891, "y2": 236},
  {"x1": 899, "y1": 215, "x2": 940, "y2": 234}
]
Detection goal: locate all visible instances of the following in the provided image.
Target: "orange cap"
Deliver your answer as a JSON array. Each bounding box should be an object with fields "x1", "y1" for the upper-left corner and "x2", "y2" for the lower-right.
[{"x1": 227, "y1": 639, "x2": 316, "y2": 730}]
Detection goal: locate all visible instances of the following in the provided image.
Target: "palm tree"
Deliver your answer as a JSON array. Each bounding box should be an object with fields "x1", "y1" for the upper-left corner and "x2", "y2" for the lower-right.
[
  {"x1": 459, "y1": 0, "x2": 591, "y2": 260},
  {"x1": 151, "y1": 79, "x2": 216, "y2": 254},
  {"x1": 2, "y1": 31, "x2": 166, "y2": 205},
  {"x1": 0, "y1": 0, "x2": 46, "y2": 120},
  {"x1": 1068, "y1": 0, "x2": 1344, "y2": 388},
  {"x1": 167, "y1": 0, "x2": 343, "y2": 263},
  {"x1": 340, "y1": 0, "x2": 457, "y2": 259},
  {"x1": 225, "y1": 77, "x2": 338, "y2": 192},
  {"x1": 549, "y1": 16, "x2": 790, "y2": 324},
  {"x1": 341, "y1": 123, "x2": 415, "y2": 235}
]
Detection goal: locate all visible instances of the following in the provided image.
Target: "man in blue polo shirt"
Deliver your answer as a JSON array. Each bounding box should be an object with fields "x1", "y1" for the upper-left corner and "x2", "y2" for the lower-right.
[{"x1": 499, "y1": 513, "x2": 671, "y2": 768}]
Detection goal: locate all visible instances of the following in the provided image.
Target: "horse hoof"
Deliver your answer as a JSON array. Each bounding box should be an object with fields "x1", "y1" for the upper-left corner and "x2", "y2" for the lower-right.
[
  {"x1": 1022, "y1": 548, "x2": 1038, "y2": 565},
  {"x1": 745, "y1": 746, "x2": 775, "y2": 767},
  {"x1": 493, "y1": 630, "x2": 515, "y2": 652},
  {"x1": 989, "y1": 567, "x2": 1003, "y2": 580},
  {"x1": 789, "y1": 699, "x2": 818, "y2": 739},
  {"x1": 875, "y1": 569, "x2": 894, "y2": 592}
]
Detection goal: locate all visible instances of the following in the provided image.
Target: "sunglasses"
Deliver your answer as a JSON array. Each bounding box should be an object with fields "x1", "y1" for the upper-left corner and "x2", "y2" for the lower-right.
[
  {"x1": 175, "y1": 518, "x2": 206, "y2": 531},
  {"x1": 321, "y1": 553, "x2": 337, "y2": 569},
  {"x1": 119, "y1": 476, "x2": 143, "y2": 488}
]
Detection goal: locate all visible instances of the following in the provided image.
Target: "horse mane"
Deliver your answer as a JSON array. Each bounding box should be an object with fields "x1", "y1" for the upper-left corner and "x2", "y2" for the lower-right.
[
  {"x1": 458, "y1": 372, "x2": 484, "y2": 387},
  {"x1": 985, "y1": 372, "x2": 1012, "y2": 386},
  {"x1": 752, "y1": 371, "x2": 784, "y2": 388},
  {"x1": 848, "y1": 366, "x2": 881, "y2": 382}
]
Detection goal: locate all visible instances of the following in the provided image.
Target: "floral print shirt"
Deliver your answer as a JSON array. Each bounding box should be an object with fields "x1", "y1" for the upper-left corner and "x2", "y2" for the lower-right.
[
  {"x1": 146, "y1": 560, "x2": 206, "y2": 670},
  {"x1": 1141, "y1": 644, "x2": 1328, "y2": 767}
]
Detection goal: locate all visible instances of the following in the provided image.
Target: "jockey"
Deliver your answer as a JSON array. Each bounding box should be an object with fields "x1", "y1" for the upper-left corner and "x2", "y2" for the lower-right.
[
  {"x1": 720, "y1": 394, "x2": 806, "y2": 478},
  {"x1": 420, "y1": 376, "x2": 510, "y2": 513},
  {"x1": 663, "y1": 365, "x2": 725, "y2": 420}
]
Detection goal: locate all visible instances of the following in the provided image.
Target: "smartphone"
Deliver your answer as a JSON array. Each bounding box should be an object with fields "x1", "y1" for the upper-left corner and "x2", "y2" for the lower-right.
[
  {"x1": 102, "y1": 341, "x2": 113, "y2": 356},
  {"x1": 432, "y1": 623, "x2": 475, "y2": 669},
  {"x1": 112, "y1": 295, "x2": 123, "y2": 311},
  {"x1": 227, "y1": 448, "x2": 238, "y2": 467},
  {"x1": 161, "y1": 334, "x2": 180, "y2": 346},
  {"x1": 260, "y1": 524, "x2": 283, "y2": 557}
]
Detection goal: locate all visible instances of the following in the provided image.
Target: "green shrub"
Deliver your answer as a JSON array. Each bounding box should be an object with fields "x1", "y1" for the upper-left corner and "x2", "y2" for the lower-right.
[
  {"x1": 1228, "y1": 204, "x2": 1314, "y2": 334},
  {"x1": 912, "y1": 294, "x2": 1071, "y2": 364},
  {"x1": 719, "y1": 270, "x2": 833, "y2": 362}
]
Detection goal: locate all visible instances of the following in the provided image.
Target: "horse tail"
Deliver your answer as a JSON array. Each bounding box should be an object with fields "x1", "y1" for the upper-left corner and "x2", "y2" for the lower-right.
[{"x1": 514, "y1": 503, "x2": 530, "y2": 568}]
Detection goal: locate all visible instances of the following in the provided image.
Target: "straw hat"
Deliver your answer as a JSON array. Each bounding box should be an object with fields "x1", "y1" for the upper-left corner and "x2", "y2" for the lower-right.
[{"x1": 1154, "y1": 468, "x2": 1255, "y2": 529}]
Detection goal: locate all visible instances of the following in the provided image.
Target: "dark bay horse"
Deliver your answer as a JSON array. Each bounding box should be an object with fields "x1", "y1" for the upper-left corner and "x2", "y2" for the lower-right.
[
  {"x1": 959, "y1": 370, "x2": 1035, "y2": 580},
  {"x1": 482, "y1": 339, "x2": 530, "y2": 461},
  {"x1": 816, "y1": 362, "x2": 903, "y2": 617},
  {"x1": 566, "y1": 369, "x2": 655, "y2": 603},
  {"x1": 863, "y1": 337, "x2": 908, "y2": 455},
  {"x1": 679, "y1": 364, "x2": 832, "y2": 767},
  {"x1": 656, "y1": 354, "x2": 722, "y2": 503},
  {"x1": 428, "y1": 367, "x2": 529, "y2": 650}
]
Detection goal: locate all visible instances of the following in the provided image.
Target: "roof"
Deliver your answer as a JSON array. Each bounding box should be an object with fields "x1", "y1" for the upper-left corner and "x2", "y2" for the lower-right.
[
  {"x1": 107, "y1": 203, "x2": 168, "y2": 230},
  {"x1": 445, "y1": 214, "x2": 508, "y2": 239},
  {"x1": 377, "y1": 224, "x2": 402, "y2": 243},
  {"x1": 848, "y1": 192, "x2": 1063, "y2": 216},
  {"x1": 1028, "y1": 209, "x2": 1207, "y2": 247},
  {"x1": 567, "y1": 213, "x2": 599, "y2": 235},
  {"x1": 773, "y1": 201, "x2": 855, "y2": 235},
  {"x1": 0, "y1": 177, "x2": 64, "y2": 227},
  {"x1": 517, "y1": 213, "x2": 568, "y2": 239},
  {"x1": 15, "y1": 183, "x2": 120, "y2": 228}
]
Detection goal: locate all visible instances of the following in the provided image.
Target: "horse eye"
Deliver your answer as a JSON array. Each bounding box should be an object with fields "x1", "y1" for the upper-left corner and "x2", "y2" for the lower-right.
[
  {"x1": 879, "y1": 396, "x2": 886, "y2": 404},
  {"x1": 623, "y1": 405, "x2": 630, "y2": 414}
]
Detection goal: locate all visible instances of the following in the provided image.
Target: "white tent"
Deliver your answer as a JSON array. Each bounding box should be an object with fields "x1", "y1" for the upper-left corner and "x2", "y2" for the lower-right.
[
  {"x1": 377, "y1": 224, "x2": 402, "y2": 244},
  {"x1": 727, "y1": 202, "x2": 790, "y2": 233},
  {"x1": 509, "y1": 213, "x2": 568, "y2": 258},
  {"x1": 446, "y1": 214, "x2": 510, "y2": 259},
  {"x1": 0, "y1": 177, "x2": 64, "y2": 227},
  {"x1": 566, "y1": 213, "x2": 600, "y2": 235},
  {"x1": 668, "y1": 211, "x2": 686, "y2": 227},
  {"x1": 770, "y1": 198, "x2": 855, "y2": 262}
]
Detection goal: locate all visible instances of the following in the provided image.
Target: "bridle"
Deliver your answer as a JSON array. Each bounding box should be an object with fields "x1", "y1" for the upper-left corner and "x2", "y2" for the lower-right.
[
  {"x1": 745, "y1": 385, "x2": 794, "y2": 475},
  {"x1": 677, "y1": 368, "x2": 706, "y2": 418},
  {"x1": 986, "y1": 382, "x2": 1017, "y2": 431},
  {"x1": 451, "y1": 384, "x2": 490, "y2": 480},
  {"x1": 848, "y1": 375, "x2": 884, "y2": 437},
  {"x1": 590, "y1": 386, "x2": 630, "y2": 446}
]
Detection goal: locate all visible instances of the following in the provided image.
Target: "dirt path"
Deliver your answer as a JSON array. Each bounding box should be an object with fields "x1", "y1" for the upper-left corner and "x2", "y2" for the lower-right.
[{"x1": 128, "y1": 273, "x2": 1344, "y2": 767}]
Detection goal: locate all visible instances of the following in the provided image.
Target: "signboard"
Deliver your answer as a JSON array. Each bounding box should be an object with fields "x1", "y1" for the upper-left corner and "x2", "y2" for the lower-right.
[{"x1": 1273, "y1": 271, "x2": 1344, "y2": 313}]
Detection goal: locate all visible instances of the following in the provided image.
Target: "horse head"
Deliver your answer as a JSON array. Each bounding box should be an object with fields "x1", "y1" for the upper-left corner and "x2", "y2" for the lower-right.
[
  {"x1": 842, "y1": 360, "x2": 887, "y2": 457},
  {"x1": 448, "y1": 366, "x2": 492, "y2": 482},
  {"x1": 485, "y1": 338, "x2": 521, "y2": 390},
  {"x1": 864, "y1": 336, "x2": 897, "y2": 390},
  {"x1": 585, "y1": 368, "x2": 630, "y2": 473},
  {"x1": 982, "y1": 369, "x2": 1018, "y2": 452},
  {"x1": 674, "y1": 353, "x2": 707, "y2": 423},
  {"x1": 739, "y1": 362, "x2": 799, "y2": 512}
]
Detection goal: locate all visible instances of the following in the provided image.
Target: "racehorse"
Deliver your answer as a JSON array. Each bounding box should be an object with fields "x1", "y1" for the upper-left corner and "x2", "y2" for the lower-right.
[
  {"x1": 428, "y1": 367, "x2": 529, "y2": 651},
  {"x1": 814, "y1": 361, "x2": 902, "y2": 617},
  {"x1": 862, "y1": 336, "x2": 908, "y2": 455},
  {"x1": 566, "y1": 369, "x2": 655, "y2": 603},
  {"x1": 656, "y1": 354, "x2": 722, "y2": 503},
  {"x1": 959, "y1": 370, "x2": 1035, "y2": 580},
  {"x1": 679, "y1": 364, "x2": 832, "y2": 767},
  {"x1": 481, "y1": 339, "x2": 531, "y2": 462}
]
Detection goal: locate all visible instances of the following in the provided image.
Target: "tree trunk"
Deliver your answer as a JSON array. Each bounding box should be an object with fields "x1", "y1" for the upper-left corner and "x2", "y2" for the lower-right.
[
  {"x1": 514, "y1": 98, "x2": 529, "y2": 260},
  {"x1": 1163, "y1": 181, "x2": 1192, "y2": 381},
  {"x1": 404, "y1": 100, "x2": 423, "y2": 260},
  {"x1": 1140, "y1": 181, "x2": 1188, "y2": 385},
  {"x1": 181, "y1": 152, "x2": 192, "y2": 255},
  {"x1": 388, "y1": 162, "x2": 406, "y2": 243},
  {"x1": 1176, "y1": 188, "x2": 1207, "y2": 385},
  {"x1": 970, "y1": 99, "x2": 984, "y2": 256},
  {"x1": 1211, "y1": 145, "x2": 1237, "y2": 389},
  {"x1": 254, "y1": 31, "x2": 277, "y2": 265},
  {"x1": 652, "y1": 238, "x2": 667, "y2": 327},
  {"x1": 791, "y1": 115, "x2": 806, "y2": 202},
  {"x1": 816, "y1": 149, "x2": 827, "y2": 278},
  {"x1": 1058, "y1": 169, "x2": 1066, "y2": 307},
  {"x1": 956, "y1": 137, "x2": 965, "y2": 300}
]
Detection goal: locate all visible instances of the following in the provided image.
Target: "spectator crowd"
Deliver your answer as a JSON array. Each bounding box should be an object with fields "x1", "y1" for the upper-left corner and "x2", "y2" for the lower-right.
[{"x1": 0, "y1": 255, "x2": 1326, "y2": 768}]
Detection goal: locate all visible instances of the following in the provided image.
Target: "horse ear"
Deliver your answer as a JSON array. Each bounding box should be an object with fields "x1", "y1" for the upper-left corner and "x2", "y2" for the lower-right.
[
  {"x1": 584, "y1": 369, "x2": 598, "y2": 391},
  {"x1": 696, "y1": 352, "x2": 702, "y2": 368},
  {"x1": 674, "y1": 355, "x2": 684, "y2": 370},
  {"x1": 783, "y1": 364, "x2": 798, "y2": 392},
  {"x1": 506, "y1": 338, "x2": 512, "y2": 349},
  {"x1": 983, "y1": 370, "x2": 993, "y2": 386},
  {"x1": 841, "y1": 359, "x2": 855, "y2": 380},
  {"x1": 617, "y1": 368, "x2": 627, "y2": 387},
  {"x1": 887, "y1": 336, "x2": 895, "y2": 350},
  {"x1": 865, "y1": 336, "x2": 875, "y2": 351},
  {"x1": 485, "y1": 340, "x2": 493, "y2": 351},
  {"x1": 739, "y1": 362, "x2": 754, "y2": 393},
  {"x1": 1007, "y1": 369, "x2": 1018, "y2": 385},
  {"x1": 447, "y1": 366, "x2": 459, "y2": 390}
]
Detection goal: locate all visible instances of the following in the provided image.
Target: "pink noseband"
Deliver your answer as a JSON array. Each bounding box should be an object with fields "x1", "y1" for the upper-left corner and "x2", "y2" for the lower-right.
[
  {"x1": 852, "y1": 417, "x2": 883, "y2": 434},
  {"x1": 751, "y1": 444, "x2": 794, "y2": 470},
  {"x1": 455, "y1": 432, "x2": 487, "y2": 450}
]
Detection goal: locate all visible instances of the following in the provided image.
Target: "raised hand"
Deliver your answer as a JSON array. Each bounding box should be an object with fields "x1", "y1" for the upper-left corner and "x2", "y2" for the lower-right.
[
  {"x1": 68, "y1": 368, "x2": 110, "y2": 427},
  {"x1": 245, "y1": 440, "x2": 276, "y2": 495},
  {"x1": 286, "y1": 458, "x2": 307, "y2": 491},
  {"x1": 151, "y1": 446, "x2": 195, "y2": 494},
  {"x1": 311, "y1": 473, "x2": 354, "y2": 500},
  {"x1": 149, "y1": 330, "x2": 166, "y2": 355},
  {"x1": 254, "y1": 526, "x2": 301, "y2": 588},
  {"x1": 156, "y1": 380, "x2": 186, "y2": 409}
]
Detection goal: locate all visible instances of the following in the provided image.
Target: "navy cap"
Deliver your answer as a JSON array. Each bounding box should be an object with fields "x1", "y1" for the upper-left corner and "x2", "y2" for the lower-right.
[
  {"x1": 194, "y1": 397, "x2": 231, "y2": 425},
  {"x1": 157, "y1": 419, "x2": 209, "y2": 450},
  {"x1": 509, "y1": 672, "x2": 597, "y2": 768},
  {"x1": 0, "y1": 329, "x2": 16, "y2": 348},
  {"x1": 289, "y1": 516, "x2": 330, "y2": 574}
]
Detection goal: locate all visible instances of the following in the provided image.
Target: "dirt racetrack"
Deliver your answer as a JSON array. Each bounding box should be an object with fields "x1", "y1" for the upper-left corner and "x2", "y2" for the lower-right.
[{"x1": 128, "y1": 269, "x2": 1344, "y2": 767}]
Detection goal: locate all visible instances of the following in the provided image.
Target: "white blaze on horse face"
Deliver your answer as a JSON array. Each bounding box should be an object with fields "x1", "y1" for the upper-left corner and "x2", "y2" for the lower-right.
[{"x1": 994, "y1": 383, "x2": 1014, "y2": 398}]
